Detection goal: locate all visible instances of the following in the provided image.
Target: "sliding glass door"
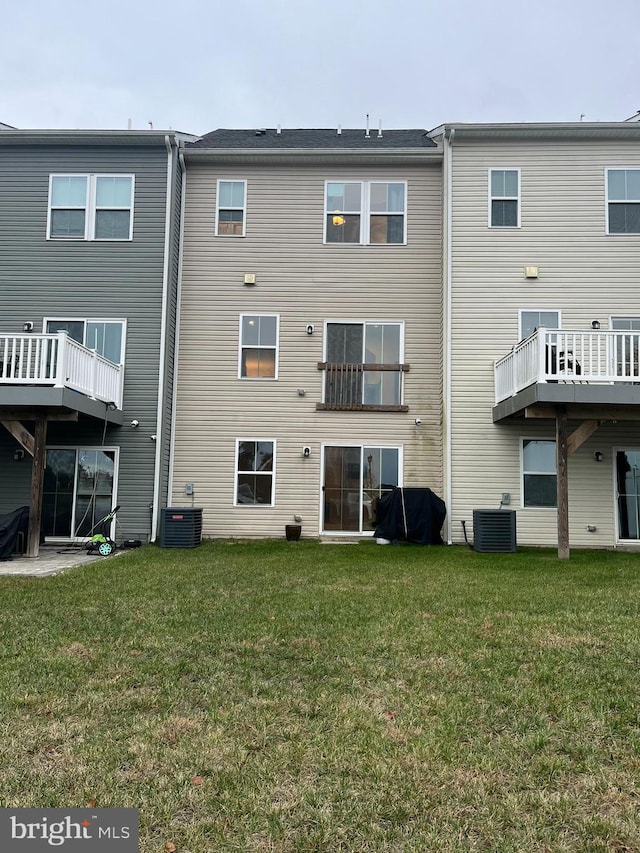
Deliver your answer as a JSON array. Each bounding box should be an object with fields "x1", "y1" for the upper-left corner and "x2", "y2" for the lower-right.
[
  {"x1": 43, "y1": 448, "x2": 117, "y2": 539},
  {"x1": 322, "y1": 445, "x2": 400, "y2": 533},
  {"x1": 616, "y1": 450, "x2": 640, "y2": 540}
]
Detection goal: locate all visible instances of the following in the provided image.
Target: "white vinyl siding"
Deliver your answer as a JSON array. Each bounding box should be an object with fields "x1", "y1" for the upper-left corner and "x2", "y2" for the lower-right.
[
  {"x1": 449, "y1": 135, "x2": 640, "y2": 548},
  {"x1": 172, "y1": 160, "x2": 442, "y2": 538}
]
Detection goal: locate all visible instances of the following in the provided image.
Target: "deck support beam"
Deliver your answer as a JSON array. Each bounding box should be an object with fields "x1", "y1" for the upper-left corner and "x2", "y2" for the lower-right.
[
  {"x1": 26, "y1": 417, "x2": 47, "y2": 558},
  {"x1": 556, "y1": 407, "x2": 569, "y2": 560}
]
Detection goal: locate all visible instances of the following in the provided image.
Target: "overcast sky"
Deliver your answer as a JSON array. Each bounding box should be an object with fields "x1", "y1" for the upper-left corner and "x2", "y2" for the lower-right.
[{"x1": 3, "y1": 0, "x2": 639, "y2": 135}]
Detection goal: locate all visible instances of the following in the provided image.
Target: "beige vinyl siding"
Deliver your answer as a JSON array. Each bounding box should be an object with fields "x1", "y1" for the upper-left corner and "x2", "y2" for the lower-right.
[
  {"x1": 173, "y1": 160, "x2": 443, "y2": 538},
  {"x1": 449, "y1": 137, "x2": 640, "y2": 548}
]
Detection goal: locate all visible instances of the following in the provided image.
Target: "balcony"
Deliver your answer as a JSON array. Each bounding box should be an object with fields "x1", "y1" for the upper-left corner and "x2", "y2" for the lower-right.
[
  {"x1": 494, "y1": 328, "x2": 640, "y2": 421},
  {"x1": 316, "y1": 362, "x2": 409, "y2": 411},
  {"x1": 0, "y1": 332, "x2": 124, "y2": 414}
]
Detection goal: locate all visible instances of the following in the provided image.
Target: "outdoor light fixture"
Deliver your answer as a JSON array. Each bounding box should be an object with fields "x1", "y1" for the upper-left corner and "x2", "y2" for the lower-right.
[
  {"x1": 302, "y1": 446, "x2": 311, "y2": 458},
  {"x1": 594, "y1": 451, "x2": 603, "y2": 462},
  {"x1": 130, "y1": 419, "x2": 139, "y2": 428},
  {"x1": 591, "y1": 320, "x2": 601, "y2": 330},
  {"x1": 22, "y1": 322, "x2": 33, "y2": 332}
]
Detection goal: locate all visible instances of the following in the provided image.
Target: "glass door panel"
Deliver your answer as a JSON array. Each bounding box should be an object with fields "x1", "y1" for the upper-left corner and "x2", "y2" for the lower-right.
[
  {"x1": 323, "y1": 446, "x2": 361, "y2": 531},
  {"x1": 43, "y1": 449, "x2": 76, "y2": 537},
  {"x1": 617, "y1": 450, "x2": 640, "y2": 540}
]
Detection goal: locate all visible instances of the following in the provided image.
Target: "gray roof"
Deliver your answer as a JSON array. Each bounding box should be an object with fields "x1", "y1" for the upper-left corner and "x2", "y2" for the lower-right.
[{"x1": 190, "y1": 128, "x2": 436, "y2": 149}]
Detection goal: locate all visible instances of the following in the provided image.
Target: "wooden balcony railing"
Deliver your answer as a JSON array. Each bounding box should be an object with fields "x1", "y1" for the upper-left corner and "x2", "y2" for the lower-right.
[
  {"x1": 0, "y1": 332, "x2": 124, "y2": 409},
  {"x1": 495, "y1": 328, "x2": 640, "y2": 404},
  {"x1": 317, "y1": 362, "x2": 409, "y2": 411}
]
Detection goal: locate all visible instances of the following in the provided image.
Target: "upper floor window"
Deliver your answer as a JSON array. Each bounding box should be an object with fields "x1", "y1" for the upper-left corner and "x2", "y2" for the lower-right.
[
  {"x1": 48, "y1": 175, "x2": 134, "y2": 240},
  {"x1": 216, "y1": 180, "x2": 246, "y2": 236},
  {"x1": 239, "y1": 314, "x2": 279, "y2": 379},
  {"x1": 519, "y1": 310, "x2": 561, "y2": 340},
  {"x1": 318, "y1": 321, "x2": 408, "y2": 411},
  {"x1": 606, "y1": 169, "x2": 640, "y2": 234},
  {"x1": 325, "y1": 181, "x2": 406, "y2": 244},
  {"x1": 489, "y1": 169, "x2": 520, "y2": 228},
  {"x1": 45, "y1": 318, "x2": 126, "y2": 365},
  {"x1": 235, "y1": 439, "x2": 275, "y2": 506}
]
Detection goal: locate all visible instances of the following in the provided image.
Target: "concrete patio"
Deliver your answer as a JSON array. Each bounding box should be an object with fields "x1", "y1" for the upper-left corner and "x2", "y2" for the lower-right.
[{"x1": 0, "y1": 545, "x2": 129, "y2": 577}]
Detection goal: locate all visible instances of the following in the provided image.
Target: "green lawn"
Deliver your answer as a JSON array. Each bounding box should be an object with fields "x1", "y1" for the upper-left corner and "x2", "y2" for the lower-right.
[{"x1": 0, "y1": 541, "x2": 639, "y2": 852}]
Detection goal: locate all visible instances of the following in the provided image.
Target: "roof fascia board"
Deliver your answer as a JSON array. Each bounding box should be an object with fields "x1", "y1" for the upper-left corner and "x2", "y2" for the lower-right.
[
  {"x1": 0, "y1": 130, "x2": 197, "y2": 147},
  {"x1": 433, "y1": 122, "x2": 640, "y2": 141},
  {"x1": 182, "y1": 147, "x2": 442, "y2": 165}
]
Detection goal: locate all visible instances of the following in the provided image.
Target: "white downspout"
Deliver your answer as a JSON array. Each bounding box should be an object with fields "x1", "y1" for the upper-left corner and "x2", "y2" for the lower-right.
[
  {"x1": 166, "y1": 150, "x2": 187, "y2": 504},
  {"x1": 151, "y1": 134, "x2": 175, "y2": 541},
  {"x1": 443, "y1": 128, "x2": 454, "y2": 544}
]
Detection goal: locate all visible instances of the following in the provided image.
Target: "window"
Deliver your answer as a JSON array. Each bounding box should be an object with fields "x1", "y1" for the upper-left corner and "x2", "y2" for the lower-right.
[
  {"x1": 489, "y1": 169, "x2": 520, "y2": 227},
  {"x1": 235, "y1": 440, "x2": 275, "y2": 506},
  {"x1": 48, "y1": 174, "x2": 134, "y2": 240},
  {"x1": 216, "y1": 180, "x2": 246, "y2": 236},
  {"x1": 239, "y1": 315, "x2": 278, "y2": 379},
  {"x1": 519, "y1": 310, "x2": 561, "y2": 340},
  {"x1": 45, "y1": 319, "x2": 126, "y2": 364},
  {"x1": 522, "y1": 439, "x2": 556, "y2": 507},
  {"x1": 320, "y1": 322, "x2": 407, "y2": 410},
  {"x1": 606, "y1": 169, "x2": 640, "y2": 233},
  {"x1": 611, "y1": 317, "x2": 640, "y2": 379},
  {"x1": 325, "y1": 181, "x2": 406, "y2": 244}
]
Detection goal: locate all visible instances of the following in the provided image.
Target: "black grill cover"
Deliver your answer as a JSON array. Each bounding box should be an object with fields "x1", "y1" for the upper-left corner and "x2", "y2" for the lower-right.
[
  {"x1": 0, "y1": 506, "x2": 30, "y2": 561},
  {"x1": 374, "y1": 488, "x2": 446, "y2": 545}
]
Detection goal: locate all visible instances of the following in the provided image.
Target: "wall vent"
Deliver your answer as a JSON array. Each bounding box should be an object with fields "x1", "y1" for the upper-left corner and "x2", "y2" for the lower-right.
[{"x1": 472, "y1": 509, "x2": 516, "y2": 553}]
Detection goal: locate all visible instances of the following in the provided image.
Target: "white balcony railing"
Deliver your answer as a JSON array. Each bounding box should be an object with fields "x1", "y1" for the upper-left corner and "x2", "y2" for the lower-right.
[
  {"x1": 495, "y1": 328, "x2": 640, "y2": 404},
  {"x1": 0, "y1": 332, "x2": 123, "y2": 409}
]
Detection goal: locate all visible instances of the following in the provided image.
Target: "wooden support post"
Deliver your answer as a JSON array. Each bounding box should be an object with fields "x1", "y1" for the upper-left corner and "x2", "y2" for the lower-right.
[
  {"x1": 556, "y1": 407, "x2": 569, "y2": 560},
  {"x1": 27, "y1": 416, "x2": 47, "y2": 558}
]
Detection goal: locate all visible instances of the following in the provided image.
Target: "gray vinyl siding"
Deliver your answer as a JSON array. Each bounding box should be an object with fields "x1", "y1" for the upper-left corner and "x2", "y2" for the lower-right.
[
  {"x1": 0, "y1": 143, "x2": 174, "y2": 542},
  {"x1": 449, "y1": 137, "x2": 640, "y2": 548},
  {"x1": 173, "y1": 160, "x2": 443, "y2": 538}
]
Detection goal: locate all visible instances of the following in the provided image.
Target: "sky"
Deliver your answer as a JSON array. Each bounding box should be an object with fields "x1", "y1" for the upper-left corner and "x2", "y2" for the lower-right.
[{"x1": 3, "y1": 0, "x2": 640, "y2": 135}]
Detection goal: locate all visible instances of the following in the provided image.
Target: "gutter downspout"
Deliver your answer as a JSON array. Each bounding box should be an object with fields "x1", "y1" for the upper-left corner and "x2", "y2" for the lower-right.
[
  {"x1": 443, "y1": 128, "x2": 454, "y2": 544},
  {"x1": 151, "y1": 134, "x2": 175, "y2": 541},
  {"x1": 166, "y1": 150, "x2": 187, "y2": 505}
]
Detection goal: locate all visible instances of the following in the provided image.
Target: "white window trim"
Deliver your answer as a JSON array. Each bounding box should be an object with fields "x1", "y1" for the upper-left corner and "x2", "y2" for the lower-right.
[
  {"x1": 488, "y1": 168, "x2": 521, "y2": 229},
  {"x1": 233, "y1": 438, "x2": 276, "y2": 507},
  {"x1": 43, "y1": 317, "x2": 127, "y2": 365},
  {"x1": 518, "y1": 309, "x2": 562, "y2": 341},
  {"x1": 323, "y1": 180, "x2": 408, "y2": 245},
  {"x1": 215, "y1": 179, "x2": 247, "y2": 237},
  {"x1": 47, "y1": 174, "x2": 135, "y2": 241},
  {"x1": 44, "y1": 445, "x2": 120, "y2": 542},
  {"x1": 322, "y1": 319, "x2": 406, "y2": 405},
  {"x1": 520, "y1": 437, "x2": 557, "y2": 509},
  {"x1": 319, "y1": 443, "x2": 404, "y2": 535},
  {"x1": 237, "y1": 313, "x2": 279, "y2": 380},
  {"x1": 605, "y1": 167, "x2": 640, "y2": 235}
]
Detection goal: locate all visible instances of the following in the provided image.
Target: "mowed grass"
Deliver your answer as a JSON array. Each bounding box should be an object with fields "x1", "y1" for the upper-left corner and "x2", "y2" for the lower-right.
[{"x1": 0, "y1": 541, "x2": 639, "y2": 852}]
